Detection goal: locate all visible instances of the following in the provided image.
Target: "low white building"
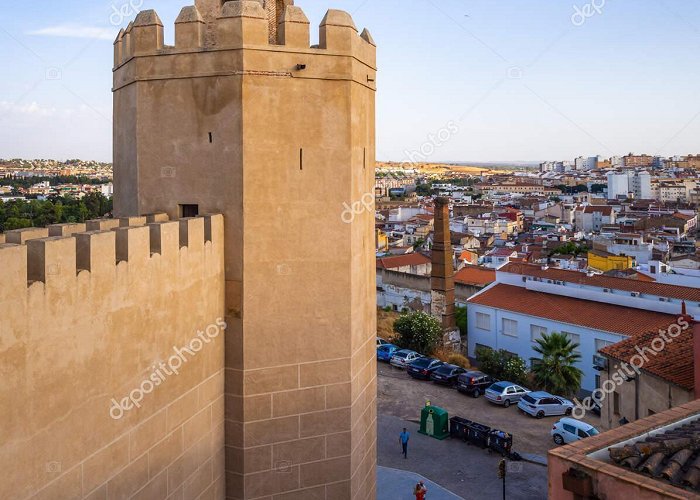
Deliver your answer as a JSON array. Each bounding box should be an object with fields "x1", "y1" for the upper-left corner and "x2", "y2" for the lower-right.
[{"x1": 466, "y1": 263, "x2": 700, "y2": 394}]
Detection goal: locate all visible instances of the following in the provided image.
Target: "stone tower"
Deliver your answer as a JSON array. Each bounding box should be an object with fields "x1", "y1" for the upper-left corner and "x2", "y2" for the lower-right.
[
  {"x1": 113, "y1": 1, "x2": 377, "y2": 498},
  {"x1": 430, "y1": 197, "x2": 461, "y2": 350}
]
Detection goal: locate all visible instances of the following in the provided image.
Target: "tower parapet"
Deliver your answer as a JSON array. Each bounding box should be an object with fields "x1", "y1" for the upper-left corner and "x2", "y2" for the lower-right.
[{"x1": 113, "y1": 2, "x2": 376, "y2": 77}]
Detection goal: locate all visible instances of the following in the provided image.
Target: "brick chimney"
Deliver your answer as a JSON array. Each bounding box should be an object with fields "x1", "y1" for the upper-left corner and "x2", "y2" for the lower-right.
[
  {"x1": 686, "y1": 301, "x2": 700, "y2": 400},
  {"x1": 431, "y1": 197, "x2": 460, "y2": 349}
]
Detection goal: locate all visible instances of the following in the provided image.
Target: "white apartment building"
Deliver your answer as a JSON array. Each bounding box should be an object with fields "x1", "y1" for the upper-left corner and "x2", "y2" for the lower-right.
[
  {"x1": 607, "y1": 171, "x2": 652, "y2": 200},
  {"x1": 467, "y1": 263, "x2": 700, "y2": 393}
]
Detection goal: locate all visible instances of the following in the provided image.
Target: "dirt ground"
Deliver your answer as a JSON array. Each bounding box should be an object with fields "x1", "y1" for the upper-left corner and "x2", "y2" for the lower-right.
[{"x1": 377, "y1": 362, "x2": 601, "y2": 457}]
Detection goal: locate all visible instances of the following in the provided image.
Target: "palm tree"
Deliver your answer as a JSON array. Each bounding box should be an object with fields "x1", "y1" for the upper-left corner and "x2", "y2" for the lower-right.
[{"x1": 532, "y1": 332, "x2": 583, "y2": 397}]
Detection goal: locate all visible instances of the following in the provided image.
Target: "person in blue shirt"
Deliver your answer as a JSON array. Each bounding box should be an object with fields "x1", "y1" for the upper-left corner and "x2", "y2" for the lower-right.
[{"x1": 399, "y1": 428, "x2": 410, "y2": 459}]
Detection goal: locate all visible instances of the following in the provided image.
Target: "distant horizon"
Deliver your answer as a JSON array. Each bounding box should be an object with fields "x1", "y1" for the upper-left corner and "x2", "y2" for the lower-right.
[{"x1": 3, "y1": 154, "x2": 698, "y2": 168}]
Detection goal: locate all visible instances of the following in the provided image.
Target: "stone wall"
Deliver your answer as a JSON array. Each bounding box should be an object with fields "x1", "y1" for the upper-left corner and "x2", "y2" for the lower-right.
[{"x1": 0, "y1": 214, "x2": 226, "y2": 499}]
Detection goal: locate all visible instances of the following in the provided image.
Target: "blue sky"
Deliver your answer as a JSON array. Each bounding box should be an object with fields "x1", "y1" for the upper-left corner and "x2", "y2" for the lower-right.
[{"x1": 1, "y1": 0, "x2": 699, "y2": 163}]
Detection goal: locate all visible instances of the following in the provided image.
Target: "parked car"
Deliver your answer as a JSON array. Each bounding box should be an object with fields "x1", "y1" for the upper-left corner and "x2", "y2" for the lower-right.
[
  {"x1": 377, "y1": 344, "x2": 399, "y2": 362},
  {"x1": 485, "y1": 382, "x2": 530, "y2": 407},
  {"x1": 390, "y1": 349, "x2": 422, "y2": 369},
  {"x1": 456, "y1": 371, "x2": 496, "y2": 398},
  {"x1": 517, "y1": 391, "x2": 574, "y2": 418},
  {"x1": 551, "y1": 417, "x2": 599, "y2": 445},
  {"x1": 377, "y1": 337, "x2": 390, "y2": 347},
  {"x1": 430, "y1": 364, "x2": 467, "y2": 387},
  {"x1": 407, "y1": 358, "x2": 444, "y2": 380}
]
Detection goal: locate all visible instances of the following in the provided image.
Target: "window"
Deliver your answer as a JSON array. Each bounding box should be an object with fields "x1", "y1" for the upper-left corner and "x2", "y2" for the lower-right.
[
  {"x1": 595, "y1": 339, "x2": 614, "y2": 353},
  {"x1": 476, "y1": 312, "x2": 491, "y2": 331},
  {"x1": 613, "y1": 392, "x2": 620, "y2": 415},
  {"x1": 530, "y1": 358, "x2": 542, "y2": 370},
  {"x1": 563, "y1": 424, "x2": 576, "y2": 434},
  {"x1": 577, "y1": 428, "x2": 589, "y2": 439},
  {"x1": 531, "y1": 325, "x2": 547, "y2": 343},
  {"x1": 179, "y1": 204, "x2": 199, "y2": 218},
  {"x1": 563, "y1": 332, "x2": 581, "y2": 353},
  {"x1": 475, "y1": 343, "x2": 492, "y2": 354},
  {"x1": 502, "y1": 318, "x2": 518, "y2": 337}
]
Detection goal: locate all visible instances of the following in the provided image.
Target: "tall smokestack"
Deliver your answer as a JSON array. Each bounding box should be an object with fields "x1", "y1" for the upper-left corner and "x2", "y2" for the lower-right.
[{"x1": 431, "y1": 197, "x2": 460, "y2": 350}]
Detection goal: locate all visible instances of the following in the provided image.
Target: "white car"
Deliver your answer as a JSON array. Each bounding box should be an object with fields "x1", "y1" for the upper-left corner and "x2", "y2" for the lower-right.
[
  {"x1": 551, "y1": 417, "x2": 599, "y2": 445},
  {"x1": 390, "y1": 350, "x2": 422, "y2": 369},
  {"x1": 517, "y1": 391, "x2": 574, "y2": 418}
]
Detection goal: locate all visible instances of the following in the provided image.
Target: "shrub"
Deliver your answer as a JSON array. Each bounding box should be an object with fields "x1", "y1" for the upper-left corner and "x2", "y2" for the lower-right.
[
  {"x1": 393, "y1": 311, "x2": 442, "y2": 354},
  {"x1": 475, "y1": 347, "x2": 527, "y2": 385},
  {"x1": 431, "y1": 347, "x2": 471, "y2": 369},
  {"x1": 446, "y1": 353, "x2": 470, "y2": 369}
]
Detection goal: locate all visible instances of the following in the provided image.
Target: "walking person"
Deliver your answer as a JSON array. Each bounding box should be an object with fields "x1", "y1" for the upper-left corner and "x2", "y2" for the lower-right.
[
  {"x1": 414, "y1": 480, "x2": 427, "y2": 500},
  {"x1": 399, "y1": 427, "x2": 410, "y2": 459}
]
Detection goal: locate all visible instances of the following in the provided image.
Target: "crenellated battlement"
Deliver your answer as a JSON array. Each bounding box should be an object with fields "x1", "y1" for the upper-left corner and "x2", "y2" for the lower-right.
[
  {"x1": 113, "y1": 1, "x2": 376, "y2": 77},
  {"x1": 0, "y1": 214, "x2": 223, "y2": 289}
]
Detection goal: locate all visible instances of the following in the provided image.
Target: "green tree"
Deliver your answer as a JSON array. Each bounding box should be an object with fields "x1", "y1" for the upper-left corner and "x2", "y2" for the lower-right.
[
  {"x1": 4, "y1": 217, "x2": 33, "y2": 230},
  {"x1": 531, "y1": 332, "x2": 583, "y2": 397},
  {"x1": 393, "y1": 311, "x2": 442, "y2": 354},
  {"x1": 455, "y1": 306, "x2": 467, "y2": 336}
]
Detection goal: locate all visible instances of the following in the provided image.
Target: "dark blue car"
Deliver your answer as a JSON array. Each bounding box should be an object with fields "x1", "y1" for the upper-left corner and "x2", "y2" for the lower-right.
[
  {"x1": 407, "y1": 358, "x2": 444, "y2": 380},
  {"x1": 377, "y1": 344, "x2": 399, "y2": 362}
]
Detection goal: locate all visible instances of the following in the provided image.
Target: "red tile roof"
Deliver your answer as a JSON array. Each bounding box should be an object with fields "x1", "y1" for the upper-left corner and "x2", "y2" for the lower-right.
[
  {"x1": 468, "y1": 284, "x2": 679, "y2": 337},
  {"x1": 600, "y1": 323, "x2": 694, "y2": 391},
  {"x1": 673, "y1": 212, "x2": 694, "y2": 221},
  {"x1": 377, "y1": 253, "x2": 431, "y2": 269},
  {"x1": 454, "y1": 266, "x2": 495, "y2": 287},
  {"x1": 499, "y1": 262, "x2": 700, "y2": 302},
  {"x1": 489, "y1": 247, "x2": 518, "y2": 257},
  {"x1": 583, "y1": 205, "x2": 614, "y2": 215}
]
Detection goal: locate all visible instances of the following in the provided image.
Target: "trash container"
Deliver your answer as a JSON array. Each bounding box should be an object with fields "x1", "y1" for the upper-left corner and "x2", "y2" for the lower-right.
[
  {"x1": 488, "y1": 429, "x2": 513, "y2": 456},
  {"x1": 466, "y1": 422, "x2": 491, "y2": 448},
  {"x1": 449, "y1": 416, "x2": 472, "y2": 441},
  {"x1": 418, "y1": 403, "x2": 450, "y2": 440}
]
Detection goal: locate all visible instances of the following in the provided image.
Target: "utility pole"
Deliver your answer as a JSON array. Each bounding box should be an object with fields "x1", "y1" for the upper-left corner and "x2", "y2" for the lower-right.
[{"x1": 498, "y1": 458, "x2": 506, "y2": 500}]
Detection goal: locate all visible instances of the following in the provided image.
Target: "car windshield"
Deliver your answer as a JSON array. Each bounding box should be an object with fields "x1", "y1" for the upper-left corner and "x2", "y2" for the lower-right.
[
  {"x1": 490, "y1": 382, "x2": 508, "y2": 392},
  {"x1": 521, "y1": 395, "x2": 537, "y2": 404},
  {"x1": 379, "y1": 345, "x2": 392, "y2": 352},
  {"x1": 410, "y1": 358, "x2": 433, "y2": 368},
  {"x1": 587, "y1": 427, "x2": 599, "y2": 436}
]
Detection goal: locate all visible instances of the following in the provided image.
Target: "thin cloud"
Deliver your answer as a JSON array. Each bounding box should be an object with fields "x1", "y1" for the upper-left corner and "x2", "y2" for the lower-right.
[{"x1": 27, "y1": 25, "x2": 115, "y2": 41}]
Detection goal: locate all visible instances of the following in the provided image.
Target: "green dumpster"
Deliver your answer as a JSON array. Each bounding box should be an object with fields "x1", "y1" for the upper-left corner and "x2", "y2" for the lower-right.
[{"x1": 418, "y1": 402, "x2": 450, "y2": 440}]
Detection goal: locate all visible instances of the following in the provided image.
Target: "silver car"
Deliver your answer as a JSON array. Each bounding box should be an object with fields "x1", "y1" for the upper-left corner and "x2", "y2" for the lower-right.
[
  {"x1": 390, "y1": 349, "x2": 422, "y2": 369},
  {"x1": 517, "y1": 391, "x2": 574, "y2": 418},
  {"x1": 485, "y1": 381, "x2": 530, "y2": 407}
]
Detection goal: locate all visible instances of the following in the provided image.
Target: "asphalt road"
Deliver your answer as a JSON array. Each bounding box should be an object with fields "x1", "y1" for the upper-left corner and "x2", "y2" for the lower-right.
[
  {"x1": 377, "y1": 361, "x2": 600, "y2": 457},
  {"x1": 377, "y1": 414, "x2": 547, "y2": 500}
]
